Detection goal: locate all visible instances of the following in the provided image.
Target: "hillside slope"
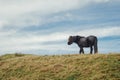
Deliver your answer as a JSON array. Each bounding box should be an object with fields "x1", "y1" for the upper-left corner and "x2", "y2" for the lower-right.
[{"x1": 0, "y1": 53, "x2": 120, "y2": 80}]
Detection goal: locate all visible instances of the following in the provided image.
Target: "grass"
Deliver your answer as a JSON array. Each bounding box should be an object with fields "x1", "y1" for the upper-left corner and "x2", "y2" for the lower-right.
[{"x1": 0, "y1": 53, "x2": 120, "y2": 80}]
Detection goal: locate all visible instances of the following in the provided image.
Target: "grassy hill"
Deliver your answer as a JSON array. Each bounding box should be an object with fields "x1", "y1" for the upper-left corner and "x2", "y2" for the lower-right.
[{"x1": 0, "y1": 53, "x2": 120, "y2": 80}]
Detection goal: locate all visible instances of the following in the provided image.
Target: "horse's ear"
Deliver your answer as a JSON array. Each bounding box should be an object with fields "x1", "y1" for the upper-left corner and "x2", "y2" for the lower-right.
[
  {"x1": 76, "y1": 35, "x2": 79, "y2": 37},
  {"x1": 76, "y1": 35, "x2": 80, "y2": 41},
  {"x1": 76, "y1": 35, "x2": 80, "y2": 39},
  {"x1": 69, "y1": 36, "x2": 72, "y2": 38}
]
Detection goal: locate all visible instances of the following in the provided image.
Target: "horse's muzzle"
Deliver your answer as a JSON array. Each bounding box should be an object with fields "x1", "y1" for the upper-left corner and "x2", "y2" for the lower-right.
[{"x1": 67, "y1": 42, "x2": 72, "y2": 45}]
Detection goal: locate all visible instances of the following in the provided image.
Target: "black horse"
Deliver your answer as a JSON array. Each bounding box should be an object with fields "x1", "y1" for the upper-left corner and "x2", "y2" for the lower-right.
[{"x1": 67, "y1": 35, "x2": 98, "y2": 54}]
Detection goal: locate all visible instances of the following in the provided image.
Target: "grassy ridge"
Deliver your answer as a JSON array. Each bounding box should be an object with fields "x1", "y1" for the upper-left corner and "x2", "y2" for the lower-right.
[{"x1": 0, "y1": 53, "x2": 120, "y2": 80}]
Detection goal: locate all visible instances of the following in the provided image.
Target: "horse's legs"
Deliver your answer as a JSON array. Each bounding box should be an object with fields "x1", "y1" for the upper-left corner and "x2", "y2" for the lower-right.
[
  {"x1": 94, "y1": 45, "x2": 98, "y2": 54},
  {"x1": 94, "y1": 39, "x2": 98, "y2": 54},
  {"x1": 79, "y1": 48, "x2": 84, "y2": 54},
  {"x1": 90, "y1": 46, "x2": 93, "y2": 54},
  {"x1": 82, "y1": 48, "x2": 84, "y2": 54},
  {"x1": 79, "y1": 49, "x2": 82, "y2": 54}
]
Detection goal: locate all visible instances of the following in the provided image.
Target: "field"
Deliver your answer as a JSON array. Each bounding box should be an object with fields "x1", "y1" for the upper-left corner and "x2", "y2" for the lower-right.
[{"x1": 0, "y1": 53, "x2": 120, "y2": 80}]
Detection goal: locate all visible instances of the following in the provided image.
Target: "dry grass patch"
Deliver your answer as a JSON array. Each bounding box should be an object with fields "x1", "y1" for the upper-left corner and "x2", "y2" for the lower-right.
[{"x1": 0, "y1": 53, "x2": 120, "y2": 80}]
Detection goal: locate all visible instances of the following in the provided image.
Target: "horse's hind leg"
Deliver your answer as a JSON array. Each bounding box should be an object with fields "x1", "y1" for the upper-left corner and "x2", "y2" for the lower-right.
[
  {"x1": 79, "y1": 49, "x2": 82, "y2": 54},
  {"x1": 94, "y1": 38, "x2": 98, "y2": 54},
  {"x1": 82, "y1": 49, "x2": 84, "y2": 54}
]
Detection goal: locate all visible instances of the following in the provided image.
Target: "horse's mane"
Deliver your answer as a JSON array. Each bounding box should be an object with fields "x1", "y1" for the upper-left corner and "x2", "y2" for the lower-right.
[
  {"x1": 75, "y1": 35, "x2": 85, "y2": 42},
  {"x1": 76, "y1": 35, "x2": 85, "y2": 39}
]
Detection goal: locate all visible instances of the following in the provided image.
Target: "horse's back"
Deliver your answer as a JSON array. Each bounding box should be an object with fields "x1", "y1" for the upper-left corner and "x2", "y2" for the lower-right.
[
  {"x1": 87, "y1": 35, "x2": 97, "y2": 40},
  {"x1": 76, "y1": 35, "x2": 97, "y2": 47},
  {"x1": 87, "y1": 35, "x2": 97, "y2": 45}
]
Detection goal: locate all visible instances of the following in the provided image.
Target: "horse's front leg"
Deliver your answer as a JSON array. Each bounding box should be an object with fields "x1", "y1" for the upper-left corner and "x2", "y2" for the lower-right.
[
  {"x1": 90, "y1": 46, "x2": 93, "y2": 54},
  {"x1": 79, "y1": 47, "x2": 84, "y2": 54}
]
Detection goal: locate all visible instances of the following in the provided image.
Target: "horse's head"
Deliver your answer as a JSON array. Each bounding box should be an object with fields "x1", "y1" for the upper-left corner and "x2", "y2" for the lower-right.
[{"x1": 67, "y1": 36, "x2": 76, "y2": 45}]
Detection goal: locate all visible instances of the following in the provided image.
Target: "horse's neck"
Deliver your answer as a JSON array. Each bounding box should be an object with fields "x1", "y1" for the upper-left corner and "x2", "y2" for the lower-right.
[
  {"x1": 74, "y1": 36, "x2": 85, "y2": 44},
  {"x1": 74, "y1": 36, "x2": 81, "y2": 43}
]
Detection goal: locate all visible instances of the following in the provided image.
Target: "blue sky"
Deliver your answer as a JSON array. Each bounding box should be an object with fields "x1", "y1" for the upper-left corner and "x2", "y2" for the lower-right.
[{"x1": 0, "y1": 0, "x2": 120, "y2": 55}]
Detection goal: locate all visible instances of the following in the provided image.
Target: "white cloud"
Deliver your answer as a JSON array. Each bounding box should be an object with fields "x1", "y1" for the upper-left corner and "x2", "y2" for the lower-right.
[
  {"x1": 0, "y1": 30, "x2": 16, "y2": 37},
  {"x1": 76, "y1": 27, "x2": 120, "y2": 38},
  {"x1": 0, "y1": 0, "x2": 81, "y2": 27},
  {"x1": 1, "y1": 27, "x2": 120, "y2": 46},
  {"x1": 0, "y1": 0, "x2": 119, "y2": 54},
  {"x1": 93, "y1": 0, "x2": 109, "y2": 3},
  {"x1": 0, "y1": 26, "x2": 120, "y2": 54},
  {"x1": 0, "y1": 0, "x2": 80, "y2": 16},
  {"x1": 0, "y1": 0, "x2": 114, "y2": 28}
]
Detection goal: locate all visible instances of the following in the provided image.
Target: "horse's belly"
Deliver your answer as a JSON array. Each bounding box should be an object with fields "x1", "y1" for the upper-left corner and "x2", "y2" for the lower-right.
[
  {"x1": 78, "y1": 38, "x2": 90, "y2": 47},
  {"x1": 84, "y1": 45, "x2": 90, "y2": 47},
  {"x1": 82, "y1": 44, "x2": 89, "y2": 47},
  {"x1": 79, "y1": 43, "x2": 89, "y2": 47},
  {"x1": 79, "y1": 40, "x2": 89, "y2": 47}
]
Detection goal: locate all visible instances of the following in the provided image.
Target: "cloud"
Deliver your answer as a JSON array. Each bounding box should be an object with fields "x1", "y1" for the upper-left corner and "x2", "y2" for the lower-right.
[
  {"x1": 0, "y1": 0, "x2": 120, "y2": 54},
  {"x1": 76, "y1": 27, "x2": 120, "y2": 38},
  {"x1": 93, "y1": 0, "x2": 109, "y2": 3},
  {"x1": 0, "y1": 26, "x2": 119, "y2": 54},
  {"x1": 0, "y1": 0, "x2": 114, "y2": 28},
  {"x1": 0, "y1": 0, "x2": 81, "y2": 27},
  {"x1": 1, "y1": 26, "x2": 120, "y2": 45}
]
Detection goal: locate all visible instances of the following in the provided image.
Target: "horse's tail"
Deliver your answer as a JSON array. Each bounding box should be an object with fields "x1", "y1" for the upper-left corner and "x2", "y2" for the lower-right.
[{"x1": 94, "y1": 37, "x2": 98, "y2": 53}]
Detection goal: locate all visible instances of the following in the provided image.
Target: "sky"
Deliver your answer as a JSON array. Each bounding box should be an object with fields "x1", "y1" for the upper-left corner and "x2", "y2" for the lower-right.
[{"x1": 0, "y1": 0, "x2": 120, "y2": 55}]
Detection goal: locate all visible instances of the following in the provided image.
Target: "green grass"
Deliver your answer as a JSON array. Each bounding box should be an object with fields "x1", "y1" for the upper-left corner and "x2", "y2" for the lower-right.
[{"x1": 0, "y1": 53, "x2": 120, "y2": 80}]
